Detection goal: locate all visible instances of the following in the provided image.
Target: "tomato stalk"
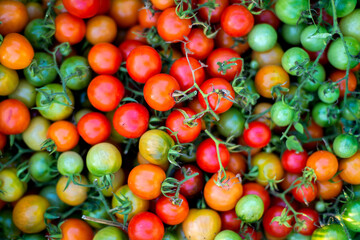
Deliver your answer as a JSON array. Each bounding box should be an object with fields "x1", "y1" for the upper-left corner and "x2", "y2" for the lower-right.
[{"x1": 0, "y1": 143, "x2": 33, "y2": 172}]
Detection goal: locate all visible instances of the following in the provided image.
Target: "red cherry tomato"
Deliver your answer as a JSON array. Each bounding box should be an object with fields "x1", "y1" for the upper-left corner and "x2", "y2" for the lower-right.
[
  {"x1": 155, "y1": 194, "x2": 189, "y2": 225},
  {"x1": 294, "y1": 208, "x2": 319, "y2": 236},
  {"x1": 128, "y1": 212, "x2": 164, "y2": 240},
  {"x1": 0, "y1": 99, "x2": 30, "y2": 135},
  {"x1": 242, "y1": 121, "x2": 271, "y2": 148},
  {"x1": 291, "y1": 180, "x2": 318, "y2": 204},
  {"x1": 206, "y1": 48, "x2": 242, "y2": 81},
  {"x1": 55, "y1": 13, "x2": 86, "y2": 45},
  {"x1": 180, "y1": 28, "x2": 214, "y2": 60},
  {"x1": 77, "y1": 112, "x2": 111, "y2": 145},
  {"x1": 220, "y1": 5, "x2": 254, "y2": 37},
  {"x1": 254, "y1": 9, "x2": 280, "y2": 30},
  {"x1": 198, "y1": 0, "x2": 229, "y2": 23},
  {"x1": 196, "y1": 138, "x2": 230, "y2": 173},
  {"x1": 88, "y1": 43, "x2": 122, "y2": 75},
  {"x1": 173, "y1": 164, "x2": 205, "y2": 198},
  {"x1": 157, "y1": 7, "x2": 191, "y2": 42},
  {"x1": 119, "y1": 40, "x2": 145, "y2": 61},
  {"x1": 220, "y1": 209, "x2": 241, "y2": 231},
  {"x1": 263, "y1": 206, "x2": 293, "y2": 238},
  {"x1": 281, "y1": 149, "x2": 308, "y2": 174},
  {"x1": 62, "y1": 0, "x2": 99, "y2": 18}
]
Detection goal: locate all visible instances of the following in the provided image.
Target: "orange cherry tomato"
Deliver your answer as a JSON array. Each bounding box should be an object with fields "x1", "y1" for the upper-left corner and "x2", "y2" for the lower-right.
[
  {"x1": 251, "y1": 44, "x2": 284, "y2": 68},
  {"x1": 150, "y1": 0, "x2": 175, "y2": 10},
  {"x1": 0, "y1": 33, "x2": 34, "y2": 70},
  {"x1": 109, "y1": 0, "x2": 143, "y2": 28},
  {"x1": 60, "y1": 218, "x2": 94, "y2": 240},
  {"x1": 302, "y1": 119, "x2": 324, "y2": 150},
  {"x1": 215, "y1": 28, "x2": 249, "y2": 55},
  {"x1": 138, "y1": 8, "x2": 160, "y2": 28},
  {"x1": 306, "y1": 150, "x2": 338, "y2": 182},
  {"x1": 339, "y1": 151, "x2": 360, "y2": 184},
  {"x1": 181, "y1": 28, "x2": 215, "y2": 60},
  {"x1": 86, "y1": 15, "x2": 117, "y2": 45},
  {"x1": 128, "y1": 164, "x2": 166, "y2": 200},
  {"x1": 56, "y1": 175, "x2": 89, "y2": 206},
  {"x1": 47, "y1": 121, "x2": 79, "y2": 152},
  {"x1": 227, "y1": 153, "x2": 247, "y2": 176},
  {"x1": 330, "y1": 70, "x2": 357, "y2": 97},
  {"x1": 55, "y1": 13, "x2": 86, "y2": 45},
  {"x1": 253, "y1": 102, "x2": 273, "y2": 129},
  {"x1": 279, "y1": 172, "x2": 301, "y2": 191},
  {"x1": 0, "y1": 1, "x2": 29, "y2": 35},
  {"x1": 0, "y1": 99, "x2": 30, "y2": 135},
  {"x1": 317, "y1": 176, "x2": 343, "y2": 200},
  {"x1": 125, "y1": 25, "x2": 147, "y2": 43},
  {"x1": 255, "y1": 65, "x2": 290, "y2": 98},
  {"x1": 88, "y1": 42, "x2": 122, "y2": 75}
]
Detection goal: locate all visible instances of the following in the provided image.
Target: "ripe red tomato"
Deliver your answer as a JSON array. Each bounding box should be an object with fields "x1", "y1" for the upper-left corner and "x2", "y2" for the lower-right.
[
  {"x1": 126, "y1": 46, "x2": 162, "y2": 84},
  {"x1": 173, "y1": 164, "x2": 205, "y2": 198},
  {"x1": 169, "y1": 57, "x2": 205, "y2": 91},
  {"x1": 271, "y1": 195, "x2": 300, "y2": 211},
  {"x1": 0, "y1": 99, "x2": 30, "y2": 135},
  {"x1": 113, "y1": 103, "x2": 149, "y2": 139},
  {"x1": 155, "y1": 194, "x2": 189, "y2": 225},
  {"x1": 220, "y1": 209, "x2": 241, "y2": 231},
  {"x1": 242, "y1": 182, "x2": 270, "y2": 211},
  {"x1": 98, "y1": 0, "x2": 111, "y2": 14},
  {"x1": 118, "y1": 40, "x2": 145, "y2": 61},
  {"x1": 263, "y1": 206, "x2": 293, "y2": 238},
  {"x1": 254, "y1": 9, "x2": 280, "y2": 30},
  {"x1": 62, "y1": 0, "x2": 99, "y2": 18},
  {"x1": 243, "y1": 121, "x2": 271, "y2": 148},
  {"x1": 88, "y1": 43, "x2": 122, "y2": 75},
  {"x1": 128, "y1": 212, "x2": 164, "y2": 240},
  {"x1": 77, "y1": 112, "x2": 111, "y2": 145},
  {"x1": 294, "y1": 208, "x2": 319, "y2": 236},
  {"x1": 330, "y1": 70, "x2": 357, "y2": 97},
  {"x1": 0, "y1": 133, "x2": 6, "y2": 150},
  {"x1": 47, "y1": 121, "x2": 79, "y2": 152},
  {"x1": 281, "y1": 149, "x2": 308, "y2": 174},
  {"x1": 180, "y1": 28, "x2": 214, "y2": 60},
  {"x1": 157, "y1": 7, "x2": 191, "y2": 42},
  {"x1": 206, "y1": 48, "x2": 242, "y2": 81},
  {"x1": 87, "y1": 75, "x2": 125, "y2": 112},
  {"x1": 138, "y1": 8, "x2": 160, "y2": 28},
  {"x1": 196, "y1": 138, "x2": 230, "y2": 173},
  {"x1": 221, "y1": 5, "x2": 254, "y2": 37},
  {"x1": 143, "y1": 74, "x2": 180, "y2": 111},
  {"x1": 291, "y1": 180, "x2": 318, "y2": 204},
  {"x1": 198, "y1": 0, "x2": 229, "y2": 23},
  {"x1": 227, "y1": 153, "x2": 247, "y2": 176},
  {"x1": 165, "y1": 108, "x2": 201, "y2": 143},
  {"x1": 198, "y1": 78, "x2": 235, "y2": 114},
  {"x1": 55, "y1": 13, "x2": 86, "y2": 45}
]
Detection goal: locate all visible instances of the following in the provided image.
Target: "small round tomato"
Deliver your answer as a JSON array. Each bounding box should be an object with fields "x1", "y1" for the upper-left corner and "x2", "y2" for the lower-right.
[
  {"x1": 22, "y1": 116, "x2": 50, "y2": 151},
  {"x1": 215, "y1": 230, "x2": 241, "y2": 240},
  {"x1": 125, "y1": 25, "x2": 147, "y2": 43},
  {"x1": 86, "y1": 15, "x2": 117, "y2": 45},
  {"x1": 0, "y1": 1, "x2": 28, "y2": 35},
  {"x1": 157, "y1": 7, "x2": 191, "y2": 42},
  {"x1": 341, "y1": 97, "x2": 360, "y2": 121},
  {"x1": 333, "y1": 134, "x2": 358, "y2": 158},
  {"x1": 325, "y1": 0, "x2": 356, "y2": 18},
  {"x1": 328, "y1": 37, "x2": 360, "y2": 70},
  {"x1": 198, "y1": 0, "x2": 228, "y2": 23},
  {"x1": 112, "y1": 184, "x2": 149, "y2": 222},
  {"x1": 165, "y1": 108, "x2": 201, "y2": 143},
  {"x1": 0, "y1": 99, "x2": 30, "y2": 135},
  {"x1": 280, "y1": 172, "x2": 301, "y2": 191},
  {"x1": 340, "y1": 9, "x2": 360, "y2": 42},
  {"x1": 128, "y1": 212, "x2": 164, "y2": 240},
  {"x1": 251, "y1": 152, "x2": 284, "y2": 186},
  {"x1": 128, "y1": 164, "x2": 166, "y2": 200},
  {"x1": 196, "y1": 138, "x2": 230, "y2": 173},
  {"x1": 109, "y1": 0, "x2": 143, "y2": 28},
  {"x1": 271, "y1": 103, "x2": 295, "y2": 127},
  {"x1": 57, "y1": 151, "x2": 84, "y2": 177},
  {"x1": 39, "y1": 185, "x2": 68, "y2": 212},
  {"x1": 126, "y1": 46, "x2": 162, "y2": 84},
  {"x1": 317, "y1": 83, "x2": 340, "y2": 104},
  {"x1": 206, "y1": 48, "x2": 242, "y2": 81},
  {"x1": 173, "y1": 164, "x2": 204, "y2": 198},
  {"x1": 26, "y1": 2, "x2": 44, "y2": 21},
  {"x1": 78, "y1": 112, "x2": 111, "y2": 145},
  {"x1": 55, "y1": 13, "x2": 86, "y2": 45},
  {"x1": 255, "y1": 65, "x2": 290, "y2": 98},
  {"x1": 281, "y1": 23, "x2": 306, "y2": 46},
  {"x1": 138, "y1": 8, "x2": 160, "y2": 28},
  {"x1": 181, "y1": 28, "x2": 214, "y2": 60},
  {"x1": 144, "y1": 73, "x2": 180, "y2": 111},
  {"x1": 88, "y1": 43, "x2": 122, "y2": 75},
  {"x1": 300, "y1": 120, "x2": 324, "y2": 150},
  {"x1": 251, "y1": 44, "x2": 283, "y2": 68},
  {"x1": 169, "y1": 57, "x2": 205, "y2": 91},
  {"x1": 341, "y1": 199, "x2": 360, "y2": 232},
  {"x1": 0, "y1": 168, "x2": 27, "y2": 202},
  {"x1": 227, "y1": 153, "x2": 247, "y2": 176},
  {"x1": 24, "y1": 19, "x2": 53, "y2": 50},
  {"x1": 311, "y1": 102, "x2": 340, "y2": 127},
  {"x1": 47, "y1": 121, "x2": 79, "y2": 152},
  {"x1": 339, "y1": 151, "x2": 360, "y2": 184},
  {"x1": 281, "y1": 149, "x2": 308, "y2": 174},
  {"x1": 217, "y1": 108, "x2": 245, "y2": 138},
  {"x1": 215, "y1": 29, "x2": 250, "y2": 55},
  {"x1": 248, "y1": 24, "x2": 277, "y2": 52},
  {"x1": 263, "y1": 206, "x2": 293, "y2": 238},
  {"x1": 0, "y1": 33, "x2": 34, "y2": 70},
  {"x1": 300, "y1": 25, "x2": 328, "y2": 52},
  {"x1": 311, "y1": 224, "x2": 347, "y2": 240},
  {"x1": 291, "y1": 180, "x2": 318, "y2": 204},
  {"x1": 118, "y1": 40, "x2": 144, "y2": 60},
  {"x1": 242, "y1": 182, "x2": 270, "y2": 211},
  {"x1": 198, "y1": 78, "x2": 235, "y2": 114},
  {"x1": 56, "y1": 175, "x2": 89, "y2": 206},
  {"x1": 60, "y1": 218, "x2": 94, "y2": 240},
  {"x1": 24, "y1": 52, "x2": 57, "y2": 87},
  {"x1": 243, "y1": 121, "x2": 271, "y2": 148},
  {"x1": 220, "y1": 210, "x2": 241, "y2": 232},
  {"x1": 298, "y1": 62, "x2": 326, "y2": 92},
  {"x1": 306, "y1": 150, "x2": 338, "y2": 181},
  {"x1": 236, "y1": 194, "x2": 264, "y2": 223},
  {"x1": 29, "y1": 152, "x2": 56, "y2": 182},
  {"x1": 204, "y1": 171, "x2": 243, "y2": 211},
  {"x1": 87, "y1": 75, "x2": 125, "y2": 112},
  {"x1": 317, "y1": 176, "x2": 343, "y2": 200},
  {"x1": 329, "y1": 70, "x2": 357, "y2": 97},
  {"x1": 275, "y1": 0, "x2": 307, "y2": 25},
  {"x1": 156, "y1": 194, "x2": 189, "y2": 225},
  {"x1": 93, "y1": 226, "x2": 127, "y2": 240},
  {"x1": 294, "y1": 208, "x2": 319, "y2": 236},
  {"x1": 254, "y1": 9, "x2": 280, "y2": 29},
  {"x1": 60, "y1": 56, "x2": 92, "y2": 91},
  {"x1": 0, "y1": 64, "x2": 18, "y2": 96},
  {"x1": 282, "y1": 47, "x2": 310, "y2": 76},
  {"x1": 221, "y1": 5, "x2": 254, "y2": 37},
  {"x1": 62, "y1": 0, "x2": 99, "y2": 18},
  {"x1": 89, "y1": 168, "x2": 125, "y2": 197}
]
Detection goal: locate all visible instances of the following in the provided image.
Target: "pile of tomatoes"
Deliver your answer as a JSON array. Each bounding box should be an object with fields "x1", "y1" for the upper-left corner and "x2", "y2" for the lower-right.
[{"x1": 0, "y1": 0, "x2": 360, "y2": 239}]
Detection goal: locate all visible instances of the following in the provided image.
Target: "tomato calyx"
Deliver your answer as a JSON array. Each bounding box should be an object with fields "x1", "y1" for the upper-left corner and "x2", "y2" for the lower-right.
[
  {"x1": 271, "y1": 208, "x2": 294, "y2": 228},
  {"x1": 109, "y1": 192, "x2": 132, "y2": 224}
]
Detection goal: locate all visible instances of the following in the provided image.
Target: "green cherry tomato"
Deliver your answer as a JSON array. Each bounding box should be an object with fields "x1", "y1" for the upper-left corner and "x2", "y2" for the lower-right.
[
  {"x1": 9, "y1": 79, "x2": 36, "y2": 108},
  {"x1": 248, "y1": 24, "x2": 277, "y2": 52},
  {"x1": 315, "y1": 201, "x2": 327, "y2": 213},
  {"x1": 297, "y1": 62, "x2": 326, "y2": 92},
  {"x1": 341, "y1": 97, "x2": 360, "y2": 121},
  {"x1": 60, "y1": 56, "x2": 92, "y2": 91},
  {"x1": 328, "y1": 37, "x2": 360, "y2": 70},
  {"x1": 24, "y1": 52, "x2": 57, "y2": 87},
  {"x1": 270, "y1": 101, "x2": 295, "y2": 127},
  {"x1": 22, "y1": 116, "x2": 51, "y2": 151},
  {"x1": 311, "y1": 224, "x2": 347, "y2": 240},
  {"x1": 312, "y1": 102, "x2": 340, "y2": 127},
  {"x1": 0, "y1": 168, "x2": 27, "y2": 202},
  {"x1": 29, "y1": 152, "x2": 56, "y2": 183},
  {"x1": 281, "y1": 24, "x2": 306, "y2": 45},
  {"x1": 318, "y1": 83, "x2": 340, "y2": 104},
  {"x1": 282, "y1": 47, "x2": 310, "y2": 76},
  {"x1": 215, "y1": 230, "x2": 242, "y2": 240},
  {"x1": 342, "y1": 199, "x2": 360, "y2": 232},
  {"x1": 57, "y1": 151, "x2": 84, "y2": 176},
  {"x1": 286, "y1": 232, "x2": 311, "y2": 240},
  {"x1": 333, "y1": 134, "x2": 358, "y2": 158},
  {"x1": 24, "y1": 19, "x2": 54, "y2": 50},
  {"x1": 0, "y1": 209, "x2": 21, "y2": 239},
  {"x1": 235, "y1": 194, "x2": 264, "y2": 223},
  {"x1": 325, "y1": 0, "x2": 356, "y2": 18},
  {"x1": 82, "y1": 202, "x2": 110, "y2": 229},
  {"x1": 300, "y1": 25, "x2": 328, "y2": 52},
  {"x1": 340, "y1": 9, "x2": 360, "y2": 42},
  {"x1": 0, "y1": 64, "x2": 19, "y2": 96},
  {"x1": 93, "y1": 226, "x2": 128, "y2": 240},
  {"x1": 39, "y1": 185, "x2": 68, "y2": 212},
  {"x1": 217, "y1": 108, "x2": 245, "y2": 138},
  {"x1": 275, "y1": 0, "x2": 307, "y2": 25},
  {"x1": 35, "y1": 83, "x2": 74, "y2": 121}
]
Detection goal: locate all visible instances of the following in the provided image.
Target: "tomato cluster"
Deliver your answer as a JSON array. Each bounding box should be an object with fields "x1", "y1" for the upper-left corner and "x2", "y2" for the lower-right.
[{"x1": 0, "y1": 0, "x2": 360, "y2": 239}]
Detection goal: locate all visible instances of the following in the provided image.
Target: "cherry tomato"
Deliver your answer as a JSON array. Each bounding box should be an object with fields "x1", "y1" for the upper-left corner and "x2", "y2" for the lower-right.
[
  {"x1": 311, "y1": 224, "x2": 347, "y2": 240},
  {"x1": 242, "y1": 182, "x2": 270, "y2": 211},
  {"x1": 109, "y1": 0, "x2": 142, "y2": 28},
  {"x1": 26, "y1": 2, "x2": 44, "y2": 21},
  {"x1": 248, "y1": 24, "x2": 278, "y2": 52},
  {"x1": 0, "y1": 64, "x2": 18, "y2": 96},
  {"x1": 280, "y1": 172, "x2": 301, "y2": 191},
  {"x1": 60, "y1": 218, "x2": 94, "y2": 240},
  {"x1": 263, "y1": 206, "x2": 293, "y2": 238},
  {"x1": 206, "y1": 48, "x2": 242, "y2": 81},
  {"x1": 291, "y1": 180, "x2": 318, "y2": 204},
  {"x1": 251, "y1": 44, "x2": 284, "y2": 68},
  {"x1": 317, "y1": 176, "x2": 343, "y2": 200},
  {"x1": 173, "y1": 164, "x2": 205, "y2": 198},
  {"x1": 128, "y1": 212, "x2": 164, "y2": 240},
  {"x1": 157, "y1": 7, "x2": 191, "y2": 42},
  {"x1": 180, "y1": 28, "x2": 214, "y2": 60},
  {"x1": 47, "y1": 121, "x2": 79, "y2": 152},
  {"x1": 89, "y1": 168, "x2": 125, "y2": 197},
  {"x1": 125, "y1": 25, "x2": 147, "y2": 43},
  {"x1": 243, "y1": 121, "x2": 271, "y2": 148},
  {"x1": 281, "y1": 150, "x2": 308, "y2": 174},
  {"x1": 118, "y1": 40, "x2": 144, "y2": 61},
  {"x1": 236, "y1": 194, "x2": 264, "y2": 223},
  {"x1": 339, "y1": 151, "x2": 360, "y2": 184},
  {"x1": 251, "y1": 152, "x2": 284, "y2": 186},
  {"x1": 56, "y1": 175, "x2": 89, "y2": 206},
  {"x1": 0, "y1": 99, "x2": 30, "y2": 135},
  {"x1": 294, "y1": 208, "x2": 319, "y2": 236},
  {"x1": 227, "y1": 153, "x2": 247, "y2": 176},
  {"x1": 155, "y1": 194, "x2": 189, "y2": 225},
  {"x1": 88, "y1": 43, "x2": 122, "y2": 75},
  {"x1": 93, "y1": 226, "x2": 127, "y2": 240},
  {"x1": 55, "y1": 13, "x2": 86, "y2": 45},
  {"x1": 196, "y1": 138, "x2": 230, "y2": 173},
  {"x1": 138, "y1": 8, "x2": 160, "y2": 28},
  {"x1": 77, "y1": 112, "x2": 111, "y2": 145},
  {"x1": 98, "y1": 0, "x2": 111, "y2": 14},
  {"x1": 86, "y1": 15, "x2": 117, "y2": 45},
  {"x1": 0, "y1": 1, "x2": 28, "y2": 35},
  {"x1": 329, "y1": 70, "x2": 357, "y2": 97},
  {"x1": 254, "y1": 9, "x2": 280, "y2": 29},
  {"x1": 0, "y1": 168, "x2": 27, "y2": 202},
  {"x1": 306, "y1": 150, "x2": 338, "y2": 181},
  {"x1": 22, "y1": 116, "x2": 51, "y2": 151},
  {"x1": 328, "y1": 37, "x2": 360, "y2": 70},
  {"x1": 220, "y1": 209, "x2": 241, "y2": 232},
  {"x1": 275, "y1": 0, "x2": 307, "y2": 25},
  {"x1": 215, "y1": 28, "x2": 250, "y2": 55},
  {"x1": 198, "y1": 0, "x2": 228, "y2": 23},
  {"x1": 221, "y1": 5, "x2": 254, "y2": 37},
  {"x1": 255, "y1": 65, "x2": 290, "y2": 98}
]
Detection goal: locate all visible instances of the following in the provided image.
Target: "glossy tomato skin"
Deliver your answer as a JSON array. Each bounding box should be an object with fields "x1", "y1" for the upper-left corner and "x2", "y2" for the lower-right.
[
  {"x1": 63, "y1": 0, "x2": 99, "y2": 18},
  {"x1": 109, "y1": 0, "x2": 143, "y2": 28},
  {"x1": 198, "y1": 78, "x2": 235, "y2": 114},
  {"x1": 306, "y1": 150, "x2": 338, "y2": 181},
  {"x1": 138, "y1": 8, "x2": 160, "y2": 28},
  {"x1": 281, "y1": 150, "x2": 308, "y2": 174},
  {"x1": 88, "y1": 43, "x2": 122, "y2": 75},
  {"x1": 165, "y1": 108, "x2": 201, "y2": 143},
  {"x1": 295, "y1": 208, "x2": 319, "y2": 235},
  {"x1": 77, "y1": 112, "x2": 111, "y2": 145},
  {"x1": 169, "y1": 57, "x2": 205, "y2": 91},
  {"x1": 0, "y1": 64, "x2": 18, "y2": 96},
  {"x1": 181, "y1": 28, "x2": 214, "y2": 60},
  {"x1": 0, "y1": 1, "x2": 28, "y2": 35},
  {"x1": 220, "y1": 209, "x2": 241, "y2": 231},
  {"x1": 339, "y1": 151, "x2": 360, "y2": 184},
  {"x1": 126, "y1": 46, "x2": 162, "y2": 84},
  {"x1": 47, "y1": 121, "x2": 79, "y2": 152},
  {"x1": 196, "y1": 138, "x2": 230, "y2": 173},
  {"x1": 93, "y1": 226, "x2": 127, "y2": 240},
  {"x1": 254, "y1": 10, "x2": 280, "y2": 30},
  {"x1": 311, "y1": 224, "x2": 347, "y2": 240},
  {"x1": 118, "y1": 40, "x2": 144, "y2": 61},
  {"x1": 60, "y1": 218, "x2": 94, "y2": 240},
  {"x1": 242, "y1": 182, "x2": 270, "y2": 211},
  {"x1": 155, "y1": 194, "x2": 189, "y2": 225},
  {"x1": 56, "y1": 175, "x2": 89, "y2": 206},
  {"x1": 263, "y1": 206, "x2": 293, "y2": 238},
  {"x1": 113, "y1": 103, "x2": 149, "y2": 139},
  {"x1": 251, "y1": 44, "x2": 284, "y2": 68},
  {"x1": 0, "y1": 99, "x2": 30, "y2": 135},
  {"x1": 317, "y1": 176, "x2": 343, "y2": 200},
  {"x1": 60, "y1": 56, "x2": 92, "y2": 91},
  {"x1": 87, "y1": 75, "x2": 125, "y2": 112},
  {"x1": 22, "y1": 116, "x2": 50, "y2": 151},
  {"x1": 330, "y1": 70, "x2": 357, "y2": 97},
  {"x1": 206, "y1": 48, "x2": 242, "y2": 81},
  {"x1": 255, "y1": 65, "x2": 290, "y2": 98},
  {"x1": 227, "y1": 153, "x2": 247, "y2": 176},
  {"x1": 0, "y1": 33, "x2": 34, "y2": 70},
  {"x1": 198, "y1": 0, "x2": 228, "y2": 23},
  {"x1": 128, "y1": 212, "x2": 164, "y2": 240},
  {"x1": 157, "y1": 7, "x2": 191, "y2": 42},
  {"x1": 173, "y1": 164, "x2": 205, "y2": 198},
  {"x1": 55, "y1": 13, "x2": 86, "y2": 45},
  {"x1": 215, "y1": 28, "x2": 250, "y2": 55},
  {"x1": 221, "y1": 5, "x2": 254, "y2": 37},
  {"x1": 0, "y1": 168, "x2": 27, "y2": 202},
  {"x1": 243, "y1": 121, "x2": 271, "y2": 148},
  {"x1": 291, "y1": 180, "x2": 318, "y2": 204},
  {"x1": 251, "y1": 152, "x2": 284, "y2": 186},
  {"x1": 144, "y1": 74, "x2": 180, "y2": 111},
  {"x1": 86, "y1": 15, "x2": 117, "y2": 45}
]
